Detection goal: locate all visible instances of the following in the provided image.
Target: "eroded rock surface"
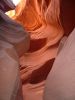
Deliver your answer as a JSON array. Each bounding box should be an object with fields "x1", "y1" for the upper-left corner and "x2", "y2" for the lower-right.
[
  {"x1": 0, "y1": 0, "x2": 30, "y2": 100},
  {"x1": 14, "y1": 0, "x2": 74, "y2": 100},
  {"x1": 1, "y1": 0, "x2": 75, "y2": 100},
  {"x1": 44, "y1": 28, "x2": 75, "y2": 100},
  {"x1": 12, "y1": 0, "x2": 64, "y2": 100}
]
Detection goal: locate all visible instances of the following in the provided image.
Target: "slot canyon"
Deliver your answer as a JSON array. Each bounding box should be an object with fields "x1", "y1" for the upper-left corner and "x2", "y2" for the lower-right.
[{"x1": 0, "y1": 0, "x2": 75, "y2": 100}]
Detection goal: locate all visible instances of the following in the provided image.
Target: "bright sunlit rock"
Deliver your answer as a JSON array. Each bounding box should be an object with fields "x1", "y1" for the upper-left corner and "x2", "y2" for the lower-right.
[{"x1": 12, "y1": 0, "x2": 21, "y2": 6}]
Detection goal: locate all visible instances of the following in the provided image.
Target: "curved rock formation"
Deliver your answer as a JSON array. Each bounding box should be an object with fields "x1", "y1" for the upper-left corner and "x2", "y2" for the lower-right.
[
  {"x1": 4, "y1": 0, "x2": 75, "y2": 100},
  {"x1": 0, "y1": 0, "x2": 30, "y2": 100},
  {"x1": 9, "y1": 0, "x2": 64, "y2": 100},
  {"x1": 44, "y1": 0, "x2": 75, "y2": 100},
  {"x1": 44, "y1": 28, "x2": 75, "y2": 100},
  {"x1": 14, "y1": 0, "x2": 64, "y2": 82}
]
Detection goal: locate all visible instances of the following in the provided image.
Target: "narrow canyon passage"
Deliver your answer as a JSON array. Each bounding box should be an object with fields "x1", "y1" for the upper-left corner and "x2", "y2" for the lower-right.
[
  {"x1": 10, "y1": 0, "x2": 62, "y2": 99},
  {"x1": 11, "y1": 0, "x2": 63, "y2": 99},
  {"x1": 2, "y1": 0, "x2": 75, "y2": 100}
]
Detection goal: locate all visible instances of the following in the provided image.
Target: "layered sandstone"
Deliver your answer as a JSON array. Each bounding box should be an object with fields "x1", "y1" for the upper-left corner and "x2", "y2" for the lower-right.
[
  {"x1": 6, "y1": 0, "x2": 75, "y2": 100},
  {"x1": 13, "y1": 0, "x2": 64, "y2": 100}
]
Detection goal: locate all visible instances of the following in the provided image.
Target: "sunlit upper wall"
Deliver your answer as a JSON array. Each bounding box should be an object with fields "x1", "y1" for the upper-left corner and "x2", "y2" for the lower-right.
[
  {"x1": 12, "y1": 0, "x2": 21, "y2": 6},
  {"x1": 6, "y1": 0, "x2": 21, "y2": 17}
]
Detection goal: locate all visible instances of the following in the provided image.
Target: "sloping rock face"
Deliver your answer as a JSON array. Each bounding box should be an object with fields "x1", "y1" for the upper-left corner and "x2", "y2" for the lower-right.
[
  {"x1": 12, "y1": 0, "x2": 64, "y2": 100},
  {"x1": 0, "y1": 1, "x2": 30, "y2": 100},
  {"x1": 44, "y1": 0, "x2": 75, "y2": 100},
  {"x1": 6, "y1": 0, "x2": 75, "y2": 100},
  {"x1": 15, "y1": 0, "x2": 63, "y2": 80},
  {"x1": 44, "y1": 28, "x2": 75, "y2": 100}
]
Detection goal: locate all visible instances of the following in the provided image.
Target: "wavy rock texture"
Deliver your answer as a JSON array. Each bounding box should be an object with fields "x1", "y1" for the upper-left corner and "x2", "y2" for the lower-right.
[
  {"x1": 6, "y1": 0, "x2": 75, "y2": 100},
  {"x1": 5, "y1": 0, "x2": 75, "y2": 99},
  {"x1": 0, "y1": 6, "x2": 30, "y2": 100},
  {"x1": 9, "y1": 0, "x2": 64, "y2": 100},
  {"x1": 15, "y1": 0, "x2": 63, "y2": 76},
  {"x1": 6, "y1": 0, "x2": 64, "y2": 100},
  {"x1": 0, "y1": 0, "x2": 30, "y2": 99}
]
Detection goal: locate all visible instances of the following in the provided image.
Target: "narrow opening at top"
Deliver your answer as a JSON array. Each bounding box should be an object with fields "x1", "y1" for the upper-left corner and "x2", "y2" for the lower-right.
[{"x1": 12, "y1": 0, "x2": 21, "y2": 6}]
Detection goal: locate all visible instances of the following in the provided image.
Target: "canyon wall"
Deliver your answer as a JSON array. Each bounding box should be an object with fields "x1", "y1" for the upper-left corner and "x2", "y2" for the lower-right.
[
  {"x1": 6, "y1": 0, "x2": 75, "y2": 100},
  {"x1": 14, "y1": 0, "x2": 64, "y2": 100}
]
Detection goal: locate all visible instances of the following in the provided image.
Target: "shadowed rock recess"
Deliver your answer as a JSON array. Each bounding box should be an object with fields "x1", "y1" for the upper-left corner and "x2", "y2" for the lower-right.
[{"x1": 0, "y1": 0, "x2": 75, "y2": 100}]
